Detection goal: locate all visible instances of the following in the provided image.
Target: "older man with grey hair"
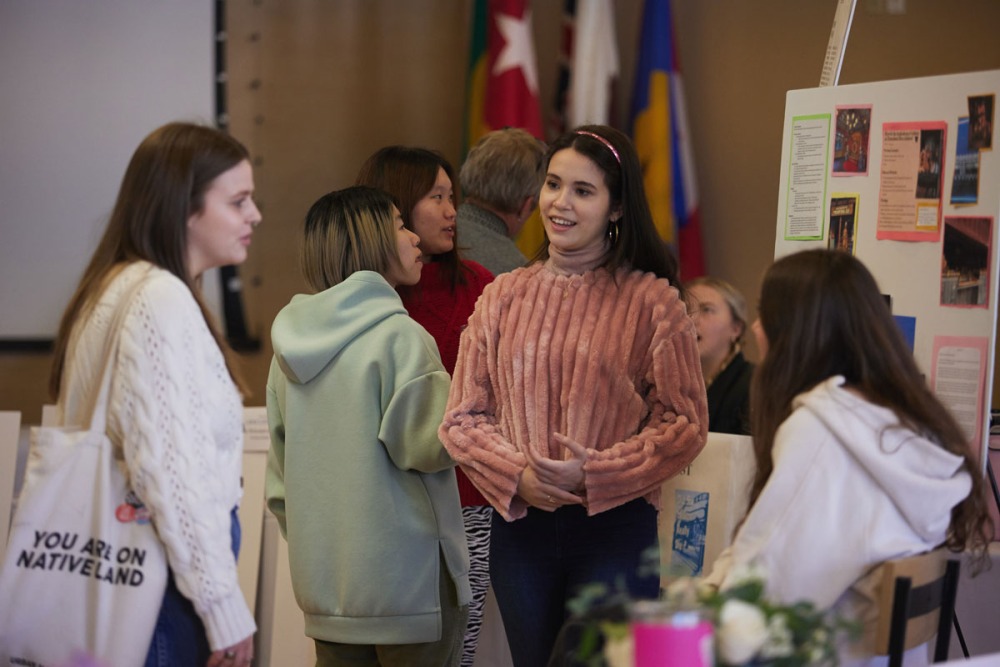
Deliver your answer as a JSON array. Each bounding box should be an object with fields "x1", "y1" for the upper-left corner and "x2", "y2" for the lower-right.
[{"x1": 458, "y1": 128, "x2": 545, "y2": 275}]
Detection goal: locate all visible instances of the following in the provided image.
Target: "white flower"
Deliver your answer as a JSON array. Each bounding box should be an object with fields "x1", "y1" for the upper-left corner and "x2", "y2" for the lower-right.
[
  {"x1": 717, "y1": 599, "x2": 769, "y2": 665},
  {"x1": 603, "y1": 634, "x2": 633, "y2": 667},
  {"x1": 759, "y1": 612, "x2": 794, "y2": 659},
  {"x1": 726, "y1": 562, "x2": 768, "y2": 588}
]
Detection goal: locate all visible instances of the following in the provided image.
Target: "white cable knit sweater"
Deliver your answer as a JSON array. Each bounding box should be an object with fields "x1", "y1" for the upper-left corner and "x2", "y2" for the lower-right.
[{"x1": 57, "y1": 261, "x2": 256, "y2": 650}]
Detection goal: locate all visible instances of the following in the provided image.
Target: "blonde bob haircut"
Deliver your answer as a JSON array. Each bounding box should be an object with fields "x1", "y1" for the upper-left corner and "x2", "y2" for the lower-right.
[{"x1": 301, "y1": 186, "x2": 399, "y2": 292}]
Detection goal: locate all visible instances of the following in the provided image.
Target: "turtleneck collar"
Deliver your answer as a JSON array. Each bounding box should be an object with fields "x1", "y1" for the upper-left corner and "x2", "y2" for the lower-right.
[{"x1": 545, "y1": 240, "x2": 611, "y2": 275}]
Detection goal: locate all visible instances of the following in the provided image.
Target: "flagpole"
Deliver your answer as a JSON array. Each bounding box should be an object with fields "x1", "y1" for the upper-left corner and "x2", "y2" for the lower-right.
[{"x1": 819, "y1": 0, "x2": 858, "y2": 87}]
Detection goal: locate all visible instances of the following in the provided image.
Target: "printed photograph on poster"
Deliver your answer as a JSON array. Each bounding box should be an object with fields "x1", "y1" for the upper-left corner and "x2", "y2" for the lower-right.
[
  {"x1": 828, "y1": 194, "x2": 859, "y2": 255},
  {"x1": 917, "y1": 128, "x2": 943, "y2": 199},
  {"x1": 877, "y1": 121, "x2": 946, "y2": 241},
  {"x1": 940, "y1": 216, "x2": 993, "y2": 308},
  {"x1": 832, "y1": 105, "x2": 872, "y2": 175},
  {"x1": 784, "y1": 114, "x2": 830, "y2": 240},
  {"x1": 931, "y1": 336, "x2": 988, "y2": 448},
  {"x1": 951, "y1": 117, "x2": 980, "y2": 205},
  {"x1": 968, "y1": 94, "x2": 994, "y2": 151}
]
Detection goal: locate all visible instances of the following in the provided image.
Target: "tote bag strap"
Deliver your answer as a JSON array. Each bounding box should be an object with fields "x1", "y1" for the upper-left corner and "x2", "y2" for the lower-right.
[{"x1": 76, "y1": 264, "x2": 154, "y2": 435}]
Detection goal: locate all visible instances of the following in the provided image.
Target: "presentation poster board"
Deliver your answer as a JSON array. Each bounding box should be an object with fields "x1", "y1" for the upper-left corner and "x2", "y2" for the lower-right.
[{"x1": 775, "y1": 70, "x2": 1000, "y2": 464}]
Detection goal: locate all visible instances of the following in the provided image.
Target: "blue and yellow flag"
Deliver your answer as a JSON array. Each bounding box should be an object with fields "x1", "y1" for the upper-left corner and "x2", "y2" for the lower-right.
[{"x1": 630, "y1": 0, "x2": 704, "y2": 279}]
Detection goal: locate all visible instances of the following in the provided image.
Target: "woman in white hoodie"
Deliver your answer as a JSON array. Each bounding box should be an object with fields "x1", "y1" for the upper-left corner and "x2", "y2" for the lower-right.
[{"x1": 706, "y1": 249, "x2": 992, "y2": 665}]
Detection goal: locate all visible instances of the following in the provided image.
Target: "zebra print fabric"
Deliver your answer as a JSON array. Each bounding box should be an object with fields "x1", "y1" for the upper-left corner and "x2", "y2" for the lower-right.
[{"x1": 460, "y1": 505, "x2": 493, "y2": 667}]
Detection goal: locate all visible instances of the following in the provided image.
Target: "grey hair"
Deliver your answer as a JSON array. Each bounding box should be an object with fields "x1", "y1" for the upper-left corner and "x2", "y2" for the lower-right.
[{"x1": 460, "y1": 128, "x2": 545, "y2": 214}]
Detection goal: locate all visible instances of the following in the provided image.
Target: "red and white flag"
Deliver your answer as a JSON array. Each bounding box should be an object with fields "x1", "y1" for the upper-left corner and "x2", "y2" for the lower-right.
[
  {"x1": 551, "y1": 0, "x2": 620, "y2": 133},
  {"x1": 567, "y1": 0, "x2": 619, "y2": 127},
  {"x1": 482, "y1": 0, "x2": 544, "y2": 138},
  {"x1": 465, "y1": 0, "x2": 545, "y2": 254}
]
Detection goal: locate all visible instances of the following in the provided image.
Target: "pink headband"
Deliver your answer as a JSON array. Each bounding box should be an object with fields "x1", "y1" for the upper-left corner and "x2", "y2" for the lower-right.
[{"x1": 575, "y1": 130, "x2": 621, "y2": 165}]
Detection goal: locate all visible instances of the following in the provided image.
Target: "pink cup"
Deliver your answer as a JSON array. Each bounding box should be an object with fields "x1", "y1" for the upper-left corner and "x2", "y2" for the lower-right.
[{"x1": 631, "y1": 602, "x2": 714, "y2": 667}]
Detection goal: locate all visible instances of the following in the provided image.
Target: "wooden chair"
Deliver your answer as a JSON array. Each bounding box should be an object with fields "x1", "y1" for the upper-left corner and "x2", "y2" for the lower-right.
[{"x1": 873, "y1": 549, "x2": 961, "y2": 667}]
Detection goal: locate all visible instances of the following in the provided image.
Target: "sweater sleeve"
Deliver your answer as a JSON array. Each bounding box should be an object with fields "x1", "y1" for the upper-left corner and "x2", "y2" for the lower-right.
[
  {"x1": 264, "y1": 360, "x2": 288, "y2": 538},
  {"x1": 380, "y1": 371, "x2": 456, "y2": 473},
  {"x1": 112, "y1": 277, "x2": 255, "y2": 650},
  {"x1": 439, "y1": 286, "x2": 528, "y2": 520},
  {"x1": 582, "y1": 297, "x2": 709, "y2": 515}
]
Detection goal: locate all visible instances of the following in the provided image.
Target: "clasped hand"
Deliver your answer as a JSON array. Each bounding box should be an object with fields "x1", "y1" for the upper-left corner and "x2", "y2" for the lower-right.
[{"x1": 517, "y1": 433, "x2": 587, "y2": 511}]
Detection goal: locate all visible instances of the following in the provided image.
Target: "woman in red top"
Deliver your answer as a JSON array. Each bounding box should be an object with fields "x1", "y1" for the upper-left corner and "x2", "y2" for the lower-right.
[{"x1": 357, "y1": 147, "x2": 493, "y2": 667}]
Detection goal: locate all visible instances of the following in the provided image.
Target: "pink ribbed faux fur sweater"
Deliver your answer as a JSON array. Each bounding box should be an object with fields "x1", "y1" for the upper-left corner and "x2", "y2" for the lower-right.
[{"x1": 439, "y1": 262, "x2": 708, "y2": 521}]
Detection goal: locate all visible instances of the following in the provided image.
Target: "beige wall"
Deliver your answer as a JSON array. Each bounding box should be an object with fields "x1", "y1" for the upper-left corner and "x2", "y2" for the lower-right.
[{"x1": 4, "y1": 0, "x2": 1000, "y2": 420}]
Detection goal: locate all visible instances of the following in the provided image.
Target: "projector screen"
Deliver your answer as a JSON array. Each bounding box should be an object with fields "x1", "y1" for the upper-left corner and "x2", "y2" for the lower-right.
[{"x1": 0, "y1": 1, "x2": 214, "y2": 344}]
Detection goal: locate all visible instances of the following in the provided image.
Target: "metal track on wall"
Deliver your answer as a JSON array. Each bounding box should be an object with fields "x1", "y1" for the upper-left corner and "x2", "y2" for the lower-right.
[{"x1": 215, "y1": 0, "x2": 260, "y2": 352}]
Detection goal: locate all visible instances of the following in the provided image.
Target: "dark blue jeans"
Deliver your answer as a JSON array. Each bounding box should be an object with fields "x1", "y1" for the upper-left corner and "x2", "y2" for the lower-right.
[
  {"x1": 144, "y1": 508, "x2": 241, "y2": 667},
  {"x1": 490, "y1": 498, "x2": 659, "y2": 667}
]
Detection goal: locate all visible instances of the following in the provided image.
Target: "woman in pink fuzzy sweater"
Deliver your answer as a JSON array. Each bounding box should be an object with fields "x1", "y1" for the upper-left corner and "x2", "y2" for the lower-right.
[{"x1": 439, "y1": 125, "x2": 708, "y2": 666}]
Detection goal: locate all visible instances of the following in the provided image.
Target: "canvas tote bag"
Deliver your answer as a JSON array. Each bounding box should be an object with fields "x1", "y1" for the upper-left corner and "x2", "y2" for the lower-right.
[{"x1": 0, "y1": 273, "x2": 168, "y2": 667}]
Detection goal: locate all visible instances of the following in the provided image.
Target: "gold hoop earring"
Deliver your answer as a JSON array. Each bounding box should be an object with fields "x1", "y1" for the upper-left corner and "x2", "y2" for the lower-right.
[{"x1": 607, "y1": 220, "x2": 620, "y2": 245}]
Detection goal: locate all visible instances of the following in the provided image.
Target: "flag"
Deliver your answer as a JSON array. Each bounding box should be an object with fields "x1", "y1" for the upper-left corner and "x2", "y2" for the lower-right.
[
  {"x1": 567, "y1": 0, "x2": 619, "y2": 127},
  {"x1": 465, "y1": 0, "x2": 544, "y2": 142},
  {"x1": 463, "y1": 0, "x2": 545, "y2": 255},
  {"x1": 463, "y1": 0, "x2": 490, "y2": 156},
  {"x1": 630, "y1": 0, "x2": 705, "y2": 279},
  {"x1": 549, "y1": 0, "x2": 574, "y2": 137},
  {"x1": 551, "y1": 0, "x2": 620, "y2": 136}
]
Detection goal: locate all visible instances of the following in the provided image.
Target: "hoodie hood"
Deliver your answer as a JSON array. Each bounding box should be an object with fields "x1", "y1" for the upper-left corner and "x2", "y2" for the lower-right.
[
  {"x1": 271, "y1": 271, "x2": 406, "y2": 384},
  {"x1": 793, "y1": 376, "x2": 972, "y2": 543}
]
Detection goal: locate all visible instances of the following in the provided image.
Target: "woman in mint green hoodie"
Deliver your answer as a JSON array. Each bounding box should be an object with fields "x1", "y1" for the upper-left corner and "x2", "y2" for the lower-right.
[{"x1": 265, "y1": 186, "x2": 471, "y2": 667}]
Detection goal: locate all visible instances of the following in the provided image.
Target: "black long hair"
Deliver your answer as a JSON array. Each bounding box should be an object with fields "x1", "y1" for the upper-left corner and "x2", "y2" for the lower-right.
[
  {"x1": 356, "y1": 145, "x2": 469, "y2": 291},
  {"x1": 536, "y1": 124, "x2": 682, "y2": 295}
]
